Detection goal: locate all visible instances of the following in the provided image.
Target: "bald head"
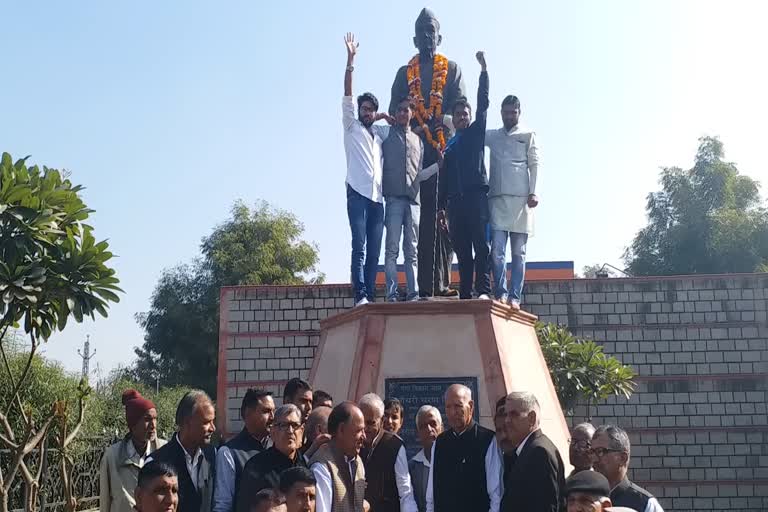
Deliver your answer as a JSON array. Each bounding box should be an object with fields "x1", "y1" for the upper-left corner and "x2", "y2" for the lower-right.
[
  {"x1": 444, "y1": 384, "x2": 474, "y2": 432},
  {"x1": 305, "y1": 405, "x2": 331, "y2": 444}
]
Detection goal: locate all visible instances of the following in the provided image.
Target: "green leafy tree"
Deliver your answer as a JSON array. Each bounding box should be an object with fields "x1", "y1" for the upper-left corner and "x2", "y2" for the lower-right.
[
  {"x1": 0, "y1": 153, "x2": 121, "y2": 512},
  {"x1": 134, "y1": 200, "x2": 323, "y2": 395},
  {"x1": 536, "y1": 322, "x2": 636, "y2": 416},
  {"x1": 625, "y1": 136, "x2": 768, "y2": 275}
]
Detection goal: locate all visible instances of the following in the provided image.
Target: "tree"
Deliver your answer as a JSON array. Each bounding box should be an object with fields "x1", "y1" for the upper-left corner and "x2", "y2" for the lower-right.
[
  {"x1": 580, "y1": 264, "x2": 617, "y2": 279},
  {"x1": 0, "y1": 152, "x2": 121, "y2": 512},
  {"x1": 134, "y1": 200, "x2": 323, "y2": 395},
  {"x1": 536, "y1": 322, "x2": 635, "y2": 417},
  {"x1": 625, "y1": 136, "x2": 768, "y2": 275}
]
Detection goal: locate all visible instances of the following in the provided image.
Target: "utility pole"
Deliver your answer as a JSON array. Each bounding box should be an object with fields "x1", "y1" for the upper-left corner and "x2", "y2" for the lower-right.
[{"x1": 77, "y1": 335, "x2": 96, "y2": 380}]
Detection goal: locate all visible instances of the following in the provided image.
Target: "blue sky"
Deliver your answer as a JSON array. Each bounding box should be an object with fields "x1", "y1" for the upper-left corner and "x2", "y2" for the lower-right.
[{"x1": 2, "y1": 1, "x2": 766, "y2": 375}]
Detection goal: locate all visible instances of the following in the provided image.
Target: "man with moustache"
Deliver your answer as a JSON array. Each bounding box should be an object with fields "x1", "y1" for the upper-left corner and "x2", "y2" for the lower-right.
[
  {"x1": 214, "y1": 389, "x2": 276, "y2": 512},
  {"x1": 133, "y1": 461, "x2": 179, "y2": 512},
  {"x1": 146, "y1": 390, "x2": 217, "y2": 512},
  {"x1": 101, "y1": 389, "x2": 166, "y2": 512},
  {"x1": 408, "y1": 405, "x2": 443, "y2": 512}
]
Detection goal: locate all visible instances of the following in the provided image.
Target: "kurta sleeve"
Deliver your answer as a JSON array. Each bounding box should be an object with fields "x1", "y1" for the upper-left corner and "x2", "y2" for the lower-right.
[
  {"x1": 527, "y1": 132, "x2": 539, "y2": 195},
  {"x1": 99, "y1": 449, "x2": 110, "y2": 512},
  {"x1": 312, "y1": 463, "x2": 334, "y2": 512},
  {"x1": 485, "y1": 437, "x2": 503, "y2": 512},
  {"x1": 213, "y1": 446, "x2": 236, "y2": 512},
  {"x1": 395, "y1": 446, "x2": 419, "y2": 512}
]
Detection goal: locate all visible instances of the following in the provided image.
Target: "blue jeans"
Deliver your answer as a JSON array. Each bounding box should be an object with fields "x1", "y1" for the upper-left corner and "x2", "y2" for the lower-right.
[
  {"x1": 347, "y1": 185, "x2": 384, "y2": 302},
  {"x1": 384, "y1": 197, "x2": 420, "y2": 301},
  {"x1": 491, "y1": 230, "x2": 528, "y2": 301}
]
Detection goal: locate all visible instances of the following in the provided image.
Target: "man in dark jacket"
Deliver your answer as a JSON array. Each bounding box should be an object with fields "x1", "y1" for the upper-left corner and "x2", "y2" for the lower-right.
[
  {"x1": 358, "y1": 393, "x2": 418, "y2": 512},
  {"x1": 237, "y1": 404, "x2": 307, "y2": 512},
  {"x1": 501, "y1": 392, "x2": 565, "y2": 512},
  {"x1": 214, "y1": 389, "x2": 275, "y2": 512},
  {"x1": 146, "y1": 390, "x2": 217, "y2": 512},
  {"x1": 426, "y1": 384, "x2": 503, "y2": 512},
  {"x1": 439, "y1": 51, "x2": 491, "y2": 299}
]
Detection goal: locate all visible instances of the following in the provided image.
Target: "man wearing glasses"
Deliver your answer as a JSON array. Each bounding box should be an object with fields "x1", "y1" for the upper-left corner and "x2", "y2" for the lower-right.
[
  {"x1": 591, "y1": 425, "x2": 664, "y2": 512},
  {"x1": 569, "y1": 423, "x2": 596, "y2": 476},
  {"x1": 236, "y1": 405, "x2": 307, "y2": 512}
]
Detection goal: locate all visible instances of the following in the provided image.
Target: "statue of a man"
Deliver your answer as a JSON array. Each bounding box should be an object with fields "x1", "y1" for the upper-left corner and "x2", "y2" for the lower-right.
[{"x1": 390, "y1": 8, "x2": 466, "y2": 298}]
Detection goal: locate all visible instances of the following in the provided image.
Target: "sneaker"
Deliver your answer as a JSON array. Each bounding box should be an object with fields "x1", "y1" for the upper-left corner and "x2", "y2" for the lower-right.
[
  {"x1": 509, "y1": 299, "x2": 521, "y2": 311},
  {"x1": 437, "y1": 288, "x2": 459, "y2": 298},
  {"x1": 497, "y1": 294, "x2": 509, "y2": 304},
  {"x1": 478, "y1": 294, "x2": 491, "y2": 300},
  {"x1": 386, "y1": 296, "x2": 399, "y2": 303},
  {"x1": 355, "y1": 297, "x2": 369, "y2": 307}
]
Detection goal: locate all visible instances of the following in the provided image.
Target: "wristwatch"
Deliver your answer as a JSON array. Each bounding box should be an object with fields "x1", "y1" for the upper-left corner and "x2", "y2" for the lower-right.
[{"x1": 346, "y1": 65, "x2": 354, "y2": 72}]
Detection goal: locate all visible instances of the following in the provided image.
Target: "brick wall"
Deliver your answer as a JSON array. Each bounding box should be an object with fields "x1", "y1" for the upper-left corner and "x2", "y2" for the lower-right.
[{"x1": 218, "y1": 273, "x2": 768, "y2": 512}]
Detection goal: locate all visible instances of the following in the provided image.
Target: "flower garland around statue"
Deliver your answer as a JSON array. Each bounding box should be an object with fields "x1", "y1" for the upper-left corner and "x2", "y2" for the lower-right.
[{"x1": 406, "y1": 53, "x2": 449, "y2": 150}]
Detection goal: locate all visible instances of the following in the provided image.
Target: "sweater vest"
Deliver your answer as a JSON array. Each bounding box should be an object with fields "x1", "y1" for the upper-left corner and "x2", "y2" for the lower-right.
[
  {"x1": 309, "y1": 442, "x2": 366, "y2": 512},
  {"x1": 362, "y1": 431, "x2": 403, "y2": 512}
]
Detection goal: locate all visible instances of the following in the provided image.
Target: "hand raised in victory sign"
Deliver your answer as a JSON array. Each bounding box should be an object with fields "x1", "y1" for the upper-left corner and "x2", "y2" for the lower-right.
[
  {"x1": 345, "y1": 32, "x2": 359, "y2": 63},
  {"x1": 475, "y1": 51, "x2": 487, "y2": 71}
]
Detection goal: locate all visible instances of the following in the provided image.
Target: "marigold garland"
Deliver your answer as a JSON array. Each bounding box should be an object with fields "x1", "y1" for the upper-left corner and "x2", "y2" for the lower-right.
[{"x1": 407, "y1": 53, "x2": 448, "y2": 150}]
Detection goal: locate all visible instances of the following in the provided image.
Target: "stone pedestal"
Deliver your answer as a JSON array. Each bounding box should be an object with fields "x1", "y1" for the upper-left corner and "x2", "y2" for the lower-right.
[{"x1": 309, "y1": 299, "x2": 570, "y2": 465}]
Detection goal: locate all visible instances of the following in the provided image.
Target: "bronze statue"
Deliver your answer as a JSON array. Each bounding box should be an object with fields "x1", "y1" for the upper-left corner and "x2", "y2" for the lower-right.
[{"x1": 390, "y1": 8, "x2": 466, "y2": 297}]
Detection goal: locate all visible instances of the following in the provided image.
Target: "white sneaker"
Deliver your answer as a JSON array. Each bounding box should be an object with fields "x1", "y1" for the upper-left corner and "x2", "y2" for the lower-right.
[
  {"x1": 355, "y1": 297, "x2": 369, "y2": 307},
  {"x1": 498, "y1": 294, "x2": 509, "y2": 303},
  {"x1": 509, "y1": 299, "x2": 521, "y2": 311},
  {"x1": 478, "y1": 294, "x2": 491, "y2": 300}
]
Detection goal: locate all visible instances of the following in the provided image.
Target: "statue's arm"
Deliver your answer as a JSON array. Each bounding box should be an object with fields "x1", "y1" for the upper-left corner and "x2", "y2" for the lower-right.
[
  {"x1": 444, "y1": 61, "x2": 467, "y2": 113},
  {"x1": 389, "y1": 65, "x2": 409, "y2": 115}
]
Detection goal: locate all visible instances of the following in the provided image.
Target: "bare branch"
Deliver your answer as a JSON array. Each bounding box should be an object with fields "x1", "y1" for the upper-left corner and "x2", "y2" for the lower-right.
[
  {"x1": 64, "y1": 395, "x2": 88, "y2": 446},
  {"x1": 4, "y1": 334, "x2": 38, "y2": 422},
  {"x1": 0, "y1": 333, "x2": 30, "y2": 426}
]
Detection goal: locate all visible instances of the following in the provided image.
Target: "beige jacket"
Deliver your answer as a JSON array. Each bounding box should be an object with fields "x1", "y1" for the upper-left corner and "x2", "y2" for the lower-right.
[{"x1": 100, "y1": 436, "x2": 166, "y2": 512}]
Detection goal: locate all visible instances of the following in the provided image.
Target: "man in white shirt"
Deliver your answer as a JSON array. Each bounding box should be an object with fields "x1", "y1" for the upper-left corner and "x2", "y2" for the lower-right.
[
  {"x1": 343, "y1": 33, "x2": 393, "y2": 306},
  {"x1": 485, "y1": 95, "x2": 539, "y2": 310},
  {"x1": 309, "y1": 402, "x2": 368, "y2": 512}
]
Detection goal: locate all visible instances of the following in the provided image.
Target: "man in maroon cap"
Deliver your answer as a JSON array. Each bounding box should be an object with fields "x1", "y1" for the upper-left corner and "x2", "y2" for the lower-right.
[{"x1": 100, "y1": 389, "x2": 167, "y2": 512}]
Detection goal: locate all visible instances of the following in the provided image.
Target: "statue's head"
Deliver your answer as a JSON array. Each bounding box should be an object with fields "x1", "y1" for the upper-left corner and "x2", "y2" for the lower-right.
[{"x1": 414, "y1": 8, "x2": 442, "y2": 58}]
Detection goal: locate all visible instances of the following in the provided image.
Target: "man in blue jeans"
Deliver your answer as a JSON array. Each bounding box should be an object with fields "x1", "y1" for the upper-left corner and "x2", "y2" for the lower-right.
[
  {"x1": 342, "y1": 33, "x2": 393, "y2": 306},
  {"x1": 382, "y1": 98, "x2": 441, "y2": 302},
  {"x1": 486, "y1": 95, "x2": 539, "y2": 310}
]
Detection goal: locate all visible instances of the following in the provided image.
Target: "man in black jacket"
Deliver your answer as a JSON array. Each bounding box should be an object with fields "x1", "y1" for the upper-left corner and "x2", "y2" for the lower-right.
[
  {"x1": 236, "y1": 404, "x2": 307, "y2": 512},
  {"x1": 501, "y1": 391, "x2": 565, "y2": 512},
  {"x1": 147, "y1": 390, "x2": 217, "y2": 512},
  {"x1": 439, "y1": 51, "x2": 491, "y2": 299}
]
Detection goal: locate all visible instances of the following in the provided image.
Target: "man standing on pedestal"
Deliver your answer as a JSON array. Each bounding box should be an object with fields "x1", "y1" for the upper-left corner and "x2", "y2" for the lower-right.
[
  {"x1": 390, "y1": 8, "x2": 465, "y2": 298},
  {"x1": 439, "y1": 51, "x2": 492, "y2": 300},
  {"x1": 486, "y1": 95, "x2": 539, "y2": 310},
  {"x1": 343, "y1": 33, "x2": 393, "y2": 306}
]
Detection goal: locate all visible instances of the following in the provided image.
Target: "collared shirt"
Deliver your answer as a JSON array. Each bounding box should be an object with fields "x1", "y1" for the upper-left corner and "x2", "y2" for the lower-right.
[
  {"x1": 311, "y1": 456, "x2": 359, "y2": 512},
  {"x1": 177, "y1": 436, "x2": 204, "y2": 491},
  {"x1": 125, "y1": 439, "x2": 151, "y2": 466},
  {"x1": 485, "y1": 125, "x2": 539, "y2": 198},
  {"x1": 425, "y1": 428, "x2": 503, "y2": 512},
  {"x1": 486, "y1": 125, "x2": 539, "y2": 234},
  {"x1": 411, "y1": 448, "x2": 431, "y2": 469},
  {"x1": 213, "y1": 436, "x2": 271, "y2": 512},
  {"x1": 515, "y1": 430, "x2": 536, "y2": 457},
  {"x1": 343, "y1": 96, "x2": 390, "y2": 203}
]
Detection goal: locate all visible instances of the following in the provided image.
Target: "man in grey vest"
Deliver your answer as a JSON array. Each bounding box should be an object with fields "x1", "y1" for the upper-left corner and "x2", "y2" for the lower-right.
[
  {"x1": 213, "y1": 389, "x2": 276, "y2": 512},
  {"x1": 382, "y1": 97, "x2": 441, "y2": 302}
]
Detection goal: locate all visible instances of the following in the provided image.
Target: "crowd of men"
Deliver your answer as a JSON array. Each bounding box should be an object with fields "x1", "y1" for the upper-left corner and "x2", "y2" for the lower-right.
[{"x1": 100, "y1": 380, "x2": 664, "y2": 512}]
